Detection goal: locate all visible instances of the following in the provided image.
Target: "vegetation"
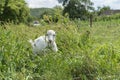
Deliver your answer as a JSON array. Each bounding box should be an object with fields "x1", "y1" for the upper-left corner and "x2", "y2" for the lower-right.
[
  {"x1": 0, "y1": 19, "x2": 120, "y2": 79},
  {"x1": 0, "y1": 0, "x2": 120, "y2": 80},
  {"x1": 30, "y1": 6, "x2": 67, "y2": 24},
  {"x1": 97, "y1": 6, "x2": 111, "y2": 16},
  {"x1": 93, "y1": 13, "x2": 120, "y2": 21},
  {"x1": 0, "y1": 0, "x2": 30, "y2": 24},
  {"x1": 58, "y1": 0, "x2": 94, "y2": 20},
  {"x1": 30, "y1": 8, "x2": 54, "y2": 18},
  {"x1": 30, "y1": 0, "x2": 94, "y2": 21}
]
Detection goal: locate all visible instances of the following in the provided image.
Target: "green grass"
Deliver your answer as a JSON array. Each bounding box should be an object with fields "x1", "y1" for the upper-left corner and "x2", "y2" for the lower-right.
[{"x1": 0, "y1": 20, "x2": 120, "y2": 80}]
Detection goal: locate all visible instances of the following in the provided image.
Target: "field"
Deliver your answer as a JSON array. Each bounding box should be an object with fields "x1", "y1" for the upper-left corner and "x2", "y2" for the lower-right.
[{"x1": 0, "y1": 20, "x2": 120, "y2": 80}]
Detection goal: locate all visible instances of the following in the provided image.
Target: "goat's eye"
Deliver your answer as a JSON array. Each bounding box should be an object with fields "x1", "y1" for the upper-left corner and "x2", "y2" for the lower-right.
[{"x1": 53, "y1": 34, "x2": 56, "y2": 36}]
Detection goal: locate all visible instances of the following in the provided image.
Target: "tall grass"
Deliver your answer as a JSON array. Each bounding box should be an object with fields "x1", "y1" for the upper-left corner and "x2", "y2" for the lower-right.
[{"x1": 0, "y1": 20, "x2": 120, "y2": 80}]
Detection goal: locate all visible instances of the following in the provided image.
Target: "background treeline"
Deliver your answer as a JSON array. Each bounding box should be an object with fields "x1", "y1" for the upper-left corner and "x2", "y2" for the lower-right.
[{"x1": 30, "y1": 8, "x2": 54, "y2": 18}]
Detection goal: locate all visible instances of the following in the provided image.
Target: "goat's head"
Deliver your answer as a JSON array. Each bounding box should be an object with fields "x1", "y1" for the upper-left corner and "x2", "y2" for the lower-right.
[{"x1": 45, "y1": 30, "x2": 56, "y2": 44}]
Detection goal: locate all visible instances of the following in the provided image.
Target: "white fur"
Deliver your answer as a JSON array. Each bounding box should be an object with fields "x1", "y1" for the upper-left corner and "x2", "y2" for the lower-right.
[{"x1": 29, "y1": 30, "x2": 58, "y2": 54}]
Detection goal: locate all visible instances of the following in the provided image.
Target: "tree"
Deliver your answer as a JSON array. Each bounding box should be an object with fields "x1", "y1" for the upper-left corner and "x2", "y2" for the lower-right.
[
  {"x1": 0, "y1": 0, "x2": 30, "y2": 24},
  {"x1": 58, "y1": 0, "x2": 68, "y2": 6},
  {"x1": 97, "y1": 6, "x2": 111, "y2": 15},
  {"x1": 58, "y1": 0, "x2": 94, "y2": 20}
]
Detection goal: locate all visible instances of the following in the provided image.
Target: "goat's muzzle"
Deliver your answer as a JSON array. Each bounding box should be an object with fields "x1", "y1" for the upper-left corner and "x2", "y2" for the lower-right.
[{"x1": 48, "y1": 40, "x2": 52, "y2": 43}]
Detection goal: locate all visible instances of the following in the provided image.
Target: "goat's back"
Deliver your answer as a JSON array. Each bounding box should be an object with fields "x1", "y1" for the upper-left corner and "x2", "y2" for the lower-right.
[{"x1": 32, "y1": 36, "x2": 48, "y2": 52}]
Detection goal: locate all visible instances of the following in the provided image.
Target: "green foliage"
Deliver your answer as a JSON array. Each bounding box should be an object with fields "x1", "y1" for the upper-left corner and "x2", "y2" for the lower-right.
[
  {"x1": 94, "y1": 13, "x2": 120, "y2": 21},
  {"x1": 62, "y1": 0, "x2": 94, "y2": 20},
  {"x1": 0, "y1": 0, "x2": 30, "y2": 24},
  {"x1": 29, "y1": 1, "x2": 114, "y2": 23},
  {"x1": 0, "y1": 20, "x2": 120, "y2": 80},
  {"x1": 30, "y1": 7, "x2": 64, "y2": 23},
  {"x1": 97, "y1": 6, "x2": 111, "y2": 16}
]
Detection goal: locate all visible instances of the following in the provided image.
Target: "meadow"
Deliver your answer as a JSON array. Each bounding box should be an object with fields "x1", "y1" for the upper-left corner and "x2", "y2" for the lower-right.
[{"x1": 0, "y1": 20, "x2": 120, "y2": 80}]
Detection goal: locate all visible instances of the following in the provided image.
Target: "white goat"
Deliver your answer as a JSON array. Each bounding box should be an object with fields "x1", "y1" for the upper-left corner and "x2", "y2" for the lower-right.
[{"x1": 29, "y1": 30, "x2": 58, "y2": 54}]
